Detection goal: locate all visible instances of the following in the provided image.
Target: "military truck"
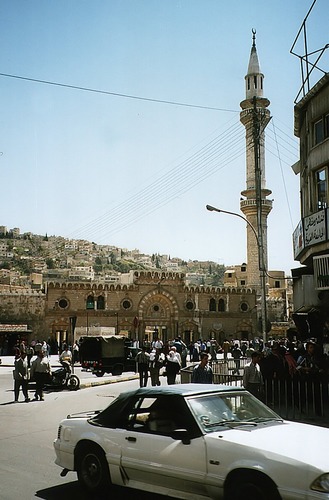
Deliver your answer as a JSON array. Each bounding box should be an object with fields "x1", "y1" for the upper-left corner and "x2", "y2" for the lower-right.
[{"x1": 79, "y1": 335, "x2": 137, "y2": 377}]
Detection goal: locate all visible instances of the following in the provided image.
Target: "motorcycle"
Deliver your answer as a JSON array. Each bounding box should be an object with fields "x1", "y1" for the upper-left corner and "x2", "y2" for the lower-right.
[{"x1": 46, "y1": 360, "x2": 80, "y2": 391}]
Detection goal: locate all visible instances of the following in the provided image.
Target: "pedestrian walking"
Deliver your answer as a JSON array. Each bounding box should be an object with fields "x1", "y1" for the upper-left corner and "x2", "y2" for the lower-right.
[
  {"x1": 222, "y1": 339, "x2": 231, "y2": 360},
  {"x1": 231, "y1": 343, "x2": 242, "y2": 375},
  {"x1": 30, "y1": 350, "x2": 51, "y2": 401},
  {"x1": 243, "y1": 351, "x2": 264, "y2": 400},
  {"x1": 26, "y1": 344, "x2": 34, "y2": 368},
  {"x1": 165, "y1": 347, "x2": 181, "y2": 385},
  {"x1": 136, "y1": 346, "x2": 150, "y2": 387},
  {"x1": 191, "y1": 352, "x2": 213, "y2": 384},
  {"x1": 13, "y1": 351, "x2": 30, "y2": 402},
  {"x1": 149, "y1": 348, "x2": 165, "y2": 386}
]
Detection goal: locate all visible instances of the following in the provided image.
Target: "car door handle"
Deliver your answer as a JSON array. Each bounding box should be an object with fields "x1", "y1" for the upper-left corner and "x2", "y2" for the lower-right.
[{"x1": 125, "y1": 436, "x2": 137, "y2": 442}]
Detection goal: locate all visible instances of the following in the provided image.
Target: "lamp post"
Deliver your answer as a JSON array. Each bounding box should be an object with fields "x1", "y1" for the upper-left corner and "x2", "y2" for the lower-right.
[{"x1": 206, "y1": 204, "x2": 268, "y2": 344}]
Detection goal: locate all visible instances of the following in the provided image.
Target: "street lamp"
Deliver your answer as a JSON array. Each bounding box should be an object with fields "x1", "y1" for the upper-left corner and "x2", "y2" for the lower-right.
[{"x1": 206, "y1": 204, "x2": 268, "y2": 344}]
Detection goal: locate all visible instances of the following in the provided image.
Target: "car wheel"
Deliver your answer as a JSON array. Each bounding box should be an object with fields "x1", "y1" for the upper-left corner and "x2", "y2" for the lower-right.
[
  {"x1": 225, "y1": 472, "x2": 281, "y2": 500},
  {"x1": 77, "y1": 445, "x2": 111, "y2": 493},
  {"x1": 66, "y1": 375, "x2": 80, "y2": 391},
  {"x1": 95, "y1": 371, "x2": 104, "y2": 377}
]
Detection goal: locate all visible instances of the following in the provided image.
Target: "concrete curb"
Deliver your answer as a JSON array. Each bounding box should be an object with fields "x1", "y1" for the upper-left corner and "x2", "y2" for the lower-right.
[{"x1": 79, "y1": 373, "x2": 139, "y2": 389}]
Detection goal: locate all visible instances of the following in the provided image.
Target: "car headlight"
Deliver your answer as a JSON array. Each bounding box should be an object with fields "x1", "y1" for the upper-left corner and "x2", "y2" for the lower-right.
[{"x1": 311, "y1": 473, "x2": 329, "y2": 492}]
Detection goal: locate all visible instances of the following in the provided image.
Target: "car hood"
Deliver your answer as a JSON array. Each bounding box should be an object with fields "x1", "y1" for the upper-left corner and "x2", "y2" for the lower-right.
[{"x1": 216, "y1": 421, "x2": 328, "y2": 470}]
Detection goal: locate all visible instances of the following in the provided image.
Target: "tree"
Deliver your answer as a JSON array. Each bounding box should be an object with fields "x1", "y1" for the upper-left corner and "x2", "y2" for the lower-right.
[
  {"x1": 46, "y1": 258, "x2": 55, "y2": 269},
  {"x1": 94, "y1": 256, "x2": 103, "y2": 273}
]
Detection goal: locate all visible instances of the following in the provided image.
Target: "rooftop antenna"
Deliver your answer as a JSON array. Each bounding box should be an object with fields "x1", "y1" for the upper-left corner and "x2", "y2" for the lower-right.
[{"x1": 290, "y1": 0, "x2": 328, "y2": 102}]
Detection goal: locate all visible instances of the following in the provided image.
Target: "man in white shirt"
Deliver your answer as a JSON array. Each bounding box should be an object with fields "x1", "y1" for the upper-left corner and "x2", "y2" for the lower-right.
[{"x1": 243, "y1": 351, "x2": 264, "y2": 399}]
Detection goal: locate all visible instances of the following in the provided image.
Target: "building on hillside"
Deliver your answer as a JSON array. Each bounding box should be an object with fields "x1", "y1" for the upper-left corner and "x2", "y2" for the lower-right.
[
  {"x1": 68, "y1": 266, "x2": 95, "y2": 281},
  {"x1": 30, "y1": 273, "x2": 43, "y2": 290},
  {"x1": 11, "y1": 228, "x2": 20, "y2": 237},
  {"x1": 223, "y1": 264, "x2": 248, "y2": 288},
  {"x1": 0, "y1": 242, "x2": 7, "y2": 257},
  {"x1": 185, "y1": 273, "x2": 207, "y2": 287}
]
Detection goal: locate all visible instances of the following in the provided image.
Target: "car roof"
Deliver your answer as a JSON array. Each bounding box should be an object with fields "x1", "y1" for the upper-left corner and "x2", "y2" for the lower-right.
[
  {"x1": 91, "y1": 384, "x2": 248, "y2": 425},
  {"x1": 122, "y1": 384, "x2": 246, "y2": 399}
]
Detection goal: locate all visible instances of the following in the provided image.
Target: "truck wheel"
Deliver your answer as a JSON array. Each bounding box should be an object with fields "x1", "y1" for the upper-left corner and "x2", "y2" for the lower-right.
[
  {"x1": 77, "y1": 444, "x2": 111, "y2": 493},
  {"x1": 112, "y1": 364, "x2": 123, "y2": 376},
  {"x1": 95, "y1": 371, "x2": 104, "y2": 377},
  {"x1": 67, "y1": 375, "x2": 80, "y2": 391}
]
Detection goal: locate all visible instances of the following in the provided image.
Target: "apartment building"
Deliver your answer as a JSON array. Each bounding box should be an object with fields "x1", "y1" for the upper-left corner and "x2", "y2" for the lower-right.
[{"x1": 292, "y1": 73, "x2": 329, "y2": 343}]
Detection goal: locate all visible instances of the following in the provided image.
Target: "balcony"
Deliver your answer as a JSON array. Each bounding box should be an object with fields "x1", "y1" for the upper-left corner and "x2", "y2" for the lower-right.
[{"x1": 240, "y1": 199, "x2": 273, "y2": 209}]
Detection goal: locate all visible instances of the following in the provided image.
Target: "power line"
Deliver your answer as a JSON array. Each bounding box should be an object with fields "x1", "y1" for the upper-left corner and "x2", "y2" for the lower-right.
[
  {"x1": 69, "y1": 120, "x2": 245, "y2": 241},
  {"x1": 0, "y1": 71, "x2": 238, "y2": 113},
  {"x1": 67, "y1": 112, "x2": 298, "y2": 244},
  {"x1": 270, "y1": 119, "x2": 296, "y2": 230}
]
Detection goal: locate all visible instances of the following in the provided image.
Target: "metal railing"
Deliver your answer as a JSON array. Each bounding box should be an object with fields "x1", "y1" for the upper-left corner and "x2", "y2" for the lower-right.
[{"x1": 181, "y1": 359, "x2": 329, "y2": 421}]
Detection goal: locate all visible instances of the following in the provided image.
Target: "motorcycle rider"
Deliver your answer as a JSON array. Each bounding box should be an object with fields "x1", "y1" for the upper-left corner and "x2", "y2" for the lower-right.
[{"x1": 59, "y1": 344, "x2": 72, "y2": 370}]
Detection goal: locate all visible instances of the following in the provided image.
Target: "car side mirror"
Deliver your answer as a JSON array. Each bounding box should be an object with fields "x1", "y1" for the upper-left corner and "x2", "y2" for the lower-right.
[{"x1": 172, "y1": 429, "x2": 190, "y2": 445}]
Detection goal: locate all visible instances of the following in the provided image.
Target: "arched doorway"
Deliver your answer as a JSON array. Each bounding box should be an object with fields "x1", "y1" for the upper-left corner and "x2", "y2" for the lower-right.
[
  {"x1": 51, "y1": 319, "x2": 70, "y2": 352},
  {"x1": 179, "y1": 320, "x2": 199, "y2": 345},
  {"x1": 235, "y1": 319, "x2": 253, "y2": 340},
  {"x1": 138, "y1": 290, "x2": 178, "y2": 344}
]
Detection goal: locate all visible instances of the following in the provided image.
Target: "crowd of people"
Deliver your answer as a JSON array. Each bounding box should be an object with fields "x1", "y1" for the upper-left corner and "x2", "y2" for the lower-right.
[
  {"x1": 223, "y1": 337, "x2": 329, "y2": 414},
  {"x1": 9, "y1": 333, "x2": 329, "y2": 414},
  {"x1": 132, "y1": 333, "x2": 329, "y2": 392},
  {"x1": 135, "y1": 336, "x2": 188, "y2": 387},
  {"x1": 12, "y1": 339, "x2": 74, "y2": 403}
]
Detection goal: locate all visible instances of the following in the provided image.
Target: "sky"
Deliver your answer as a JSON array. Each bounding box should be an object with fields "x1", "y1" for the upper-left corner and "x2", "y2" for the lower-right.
[{"x1": 0, "y1": 0, "x2": 328, "y2": 275}]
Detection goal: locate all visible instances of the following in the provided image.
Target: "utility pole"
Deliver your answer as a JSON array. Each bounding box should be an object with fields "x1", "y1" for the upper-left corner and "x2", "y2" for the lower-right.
[{"x1": 253, "y1": 96, "x2": 268, "y2": 344}]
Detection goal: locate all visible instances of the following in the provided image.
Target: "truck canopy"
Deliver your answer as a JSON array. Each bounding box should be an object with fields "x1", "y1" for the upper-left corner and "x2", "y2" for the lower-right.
[{"x1": 79, "y1": 335, "x2": 127, "y2": 360}]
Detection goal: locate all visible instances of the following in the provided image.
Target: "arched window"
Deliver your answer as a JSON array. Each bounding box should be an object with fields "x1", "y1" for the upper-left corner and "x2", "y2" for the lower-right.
[
  {"x1": 97, "y1": 296, "x2": 105, "y2": 310},
  {"x1": 209, "y1": 298, "x2": 216, "y2": 311},
  {"x1": 218, "y1": 299, "x2": 225, "y2": 312},
  {"x1": 86, "y1": 295, "x2": 94, "y2": 310}
]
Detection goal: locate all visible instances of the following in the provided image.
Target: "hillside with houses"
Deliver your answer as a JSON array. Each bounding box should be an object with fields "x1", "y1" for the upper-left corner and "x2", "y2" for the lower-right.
[{"x1": 0, "y1": 225, "x2": 225, "y2": 287}]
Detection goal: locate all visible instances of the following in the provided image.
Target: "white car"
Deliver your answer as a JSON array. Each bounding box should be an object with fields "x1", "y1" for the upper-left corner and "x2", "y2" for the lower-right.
[{"x1": 54, "y1": 384, "x2": 329, "y2": 499}]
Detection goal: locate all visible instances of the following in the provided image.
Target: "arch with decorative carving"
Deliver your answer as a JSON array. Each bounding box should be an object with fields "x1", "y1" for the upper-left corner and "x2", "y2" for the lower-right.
[{"x1": 138, "y1": 289, "x2": 179, "y2": 321}]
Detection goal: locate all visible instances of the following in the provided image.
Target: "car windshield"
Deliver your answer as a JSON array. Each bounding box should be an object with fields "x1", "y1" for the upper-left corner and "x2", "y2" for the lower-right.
[{"x1": 188, "y1": 391, "x2": 282, "y2": 432}]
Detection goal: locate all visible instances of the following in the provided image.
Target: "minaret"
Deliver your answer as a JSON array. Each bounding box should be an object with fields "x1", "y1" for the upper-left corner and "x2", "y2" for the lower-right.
[{"x1": 240, "y1": 30, "x2": 272, "y2": 289}]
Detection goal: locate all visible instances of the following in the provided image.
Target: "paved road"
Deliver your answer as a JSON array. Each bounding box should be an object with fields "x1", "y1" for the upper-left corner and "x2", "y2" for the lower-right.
[{"x1": 0, "y1": 370, "x2": 174, "y2": 500}]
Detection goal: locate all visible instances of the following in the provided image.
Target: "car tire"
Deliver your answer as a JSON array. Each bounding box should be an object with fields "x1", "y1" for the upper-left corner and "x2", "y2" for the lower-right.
[
  {"x1": 95, "y1": 371, "x2": 104, "y2": 377},
  {"x1": 225, "y1": 472, "x2": 281, "y2": 500},
  {"x1": 77, "y1": 444, "x2": 111, "y2": 493}
]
